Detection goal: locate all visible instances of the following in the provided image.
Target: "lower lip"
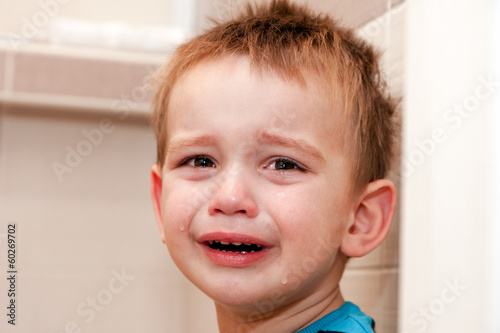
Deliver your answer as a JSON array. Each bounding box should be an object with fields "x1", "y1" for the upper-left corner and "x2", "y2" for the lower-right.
[{"x1": 200, "y1": 243, "x2": 271, "y2": 267}]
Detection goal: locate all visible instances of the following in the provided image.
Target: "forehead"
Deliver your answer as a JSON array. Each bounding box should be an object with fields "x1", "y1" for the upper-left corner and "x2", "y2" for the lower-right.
[{"x1": 166, "y1": 55, "x2": 347, "y2": 151}]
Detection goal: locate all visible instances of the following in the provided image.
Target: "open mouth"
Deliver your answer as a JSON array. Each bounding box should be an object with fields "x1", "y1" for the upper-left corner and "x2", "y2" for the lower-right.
[{"x1": 206, "y1": 240, "x2": 263, "y2": 254}]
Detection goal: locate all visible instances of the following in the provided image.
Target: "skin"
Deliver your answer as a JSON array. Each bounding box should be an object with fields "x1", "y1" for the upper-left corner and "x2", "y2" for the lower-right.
[{"x1": 151, "y1": 55, "x2": 397, "y2": 332}]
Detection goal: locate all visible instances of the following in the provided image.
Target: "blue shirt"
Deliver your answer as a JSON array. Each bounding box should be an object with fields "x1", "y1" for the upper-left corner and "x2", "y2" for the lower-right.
[{"x1": 296, "y1": 302, "x2": 375, "y2": 333}]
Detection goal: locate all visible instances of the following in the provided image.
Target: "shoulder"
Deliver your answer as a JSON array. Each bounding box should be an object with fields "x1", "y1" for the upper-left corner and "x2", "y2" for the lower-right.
[{"x1": 297, "y1": 302, "x2": 375, "y2": 333}]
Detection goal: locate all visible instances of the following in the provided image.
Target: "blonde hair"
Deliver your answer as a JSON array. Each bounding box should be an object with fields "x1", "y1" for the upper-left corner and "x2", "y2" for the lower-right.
[{"x1": 152, "y1": 0, "x2": 397, "y2": 190}]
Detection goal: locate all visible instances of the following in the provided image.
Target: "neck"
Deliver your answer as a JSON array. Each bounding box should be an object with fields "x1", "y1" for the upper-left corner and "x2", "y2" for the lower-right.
[{"x1": 216, "y1": 254, "x2": 348, "y2": 333}]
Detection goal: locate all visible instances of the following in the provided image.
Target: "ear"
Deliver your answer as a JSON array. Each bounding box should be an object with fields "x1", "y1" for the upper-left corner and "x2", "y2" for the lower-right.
[
  {"x1": 340, "y1": 179, "x2": 397, "y2": 257},
  {"x1": 150, "y1": 164, "x2": 166, "y2": 244}
]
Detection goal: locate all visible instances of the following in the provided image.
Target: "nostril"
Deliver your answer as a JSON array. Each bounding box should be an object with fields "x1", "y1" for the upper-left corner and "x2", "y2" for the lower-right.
[{"x1": 211, "y1": 208, "x2": 247, "y2": 215}]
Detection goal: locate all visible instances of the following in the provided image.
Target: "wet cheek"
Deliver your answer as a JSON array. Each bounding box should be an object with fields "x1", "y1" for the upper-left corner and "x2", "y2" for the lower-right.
[
  {"x1": 162, "y1": 181, "x2": 205, "y2": 233},
  {"x1": 161, "y1": 190, "x2": 197, "y2": 264}
]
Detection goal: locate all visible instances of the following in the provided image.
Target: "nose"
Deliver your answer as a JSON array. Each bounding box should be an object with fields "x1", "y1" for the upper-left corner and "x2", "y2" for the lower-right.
[{"x1": 207, "y1": 169, "x2": 258, "y2": 218}]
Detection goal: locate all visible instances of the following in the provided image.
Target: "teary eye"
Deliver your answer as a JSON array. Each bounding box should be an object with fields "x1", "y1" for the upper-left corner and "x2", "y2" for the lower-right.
[
  {"x1": 269, "y1": 158, "x2": 304, "y2": 171},
  {"x1": 275, "y1": 159, "x2": 296, "y2": 170},
  {"x1": 183, "y1": 155, "x2": 216, "y2": 168}
]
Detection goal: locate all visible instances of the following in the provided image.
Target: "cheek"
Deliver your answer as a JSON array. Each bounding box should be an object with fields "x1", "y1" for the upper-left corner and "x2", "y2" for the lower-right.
[
  {"x1": 161, "y1": 181, "x2": 209, "y2": 269},
  {"x1": 271, "y1": 185, "x2": 349, "y2": 251},
  {"x1": 161, "y1": 179, "x2": 206, "y2": 236}
]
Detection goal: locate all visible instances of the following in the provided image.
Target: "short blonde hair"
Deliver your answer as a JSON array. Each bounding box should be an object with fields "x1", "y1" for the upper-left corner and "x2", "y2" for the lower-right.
[{"x1": 152, "y1": 0, "x2": 397, "y2": 190}]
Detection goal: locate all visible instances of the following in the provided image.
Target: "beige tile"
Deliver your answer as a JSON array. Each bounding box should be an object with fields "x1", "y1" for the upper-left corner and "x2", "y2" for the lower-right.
[
  {"x1": 185, "y1": 283, "x2": 219, "y2": 333},
  {"x1": 386, "y1": 2, "x2": 406, "y2": 98},
  {"x1": 14, "y1": 273, "x2": 186, "y2": 333},
  {"x1": 0, "y1": 50, "x2": 5, "y2": 92},
  {"x1": 347, "y1": 244, "x2": 383, "y2": 269},
  {"x1": 12, "y1": 52, "x2": 160, "y2": 101},
  {"x1": 355, "y1": 0, "x2": 406, "y2": 73},
  {"x1": 341, "y1": 269, "x2": 399, "y2": 333},
  {"x1": 382, "y1": 201, "x2": 401, "y2": 267},
  {"x1": 303, "y1": 0, "x2": 396, "y2": 28}
]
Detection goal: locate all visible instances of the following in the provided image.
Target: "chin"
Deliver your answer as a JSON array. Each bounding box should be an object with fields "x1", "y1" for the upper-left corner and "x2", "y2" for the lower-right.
[{"x1": 199, "y1": 277, "x2": 283, "y2": 312}]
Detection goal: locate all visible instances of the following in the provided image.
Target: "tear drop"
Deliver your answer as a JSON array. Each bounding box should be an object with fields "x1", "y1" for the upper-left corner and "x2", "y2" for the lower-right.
[
  {"x1": 281, "y1": 276, "x2": 288, "y2": 285},
  {"x1": 179, "y1": 225, "x2": 185, "y2": 232}
]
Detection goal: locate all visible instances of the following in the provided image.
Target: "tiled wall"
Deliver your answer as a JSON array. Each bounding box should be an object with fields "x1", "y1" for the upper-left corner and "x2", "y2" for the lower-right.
[
  {"x1": 0, "y1": 51, "x2": 5, "y2": 91},
  {"x1": 0, "y1": 45, "x2": 179, "y2": 333},
  {"x1": 0, "y1": 1, "x2": 404, "y2": 332}
]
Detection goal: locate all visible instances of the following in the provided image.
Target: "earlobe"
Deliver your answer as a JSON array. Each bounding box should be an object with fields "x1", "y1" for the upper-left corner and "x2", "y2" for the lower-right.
[
  {"x1": 340, "y1": 179, "x2": 397, "y2": 257},
  {"x1": 150, "y1": 164, "x2": 166, "y2": 244}
]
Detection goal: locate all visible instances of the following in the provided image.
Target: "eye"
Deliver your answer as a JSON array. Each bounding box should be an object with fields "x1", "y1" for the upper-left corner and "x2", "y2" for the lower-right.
[
  {"x1": 182, "y1": 155, "x2": 216, "y2": 168},
  {"x1": 267, "y1": 158, "x2": 304, "y2": 171}
]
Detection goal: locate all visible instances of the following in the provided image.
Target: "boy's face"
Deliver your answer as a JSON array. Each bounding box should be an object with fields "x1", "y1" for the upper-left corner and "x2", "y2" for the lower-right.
[{"x1": 155, "y1": 56, "x2": 357, "y2": 309}]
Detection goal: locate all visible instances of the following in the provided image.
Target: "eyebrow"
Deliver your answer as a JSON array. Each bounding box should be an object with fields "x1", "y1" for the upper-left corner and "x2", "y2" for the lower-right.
[
  {"x1": 258, "y1": 130, "x2": 325, "y2": 161},
  {"x1": 166, "y1": 135, "x2": 216, "y2": 156},
  {"x1": 166, "y1": 131, "x2": 325, "y2": 161}
]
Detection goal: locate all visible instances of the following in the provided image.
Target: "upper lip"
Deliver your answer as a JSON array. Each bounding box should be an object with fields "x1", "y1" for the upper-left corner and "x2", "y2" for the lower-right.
[{"x1": 197, "y1": 232, "x2": 273, "y2": 247}]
